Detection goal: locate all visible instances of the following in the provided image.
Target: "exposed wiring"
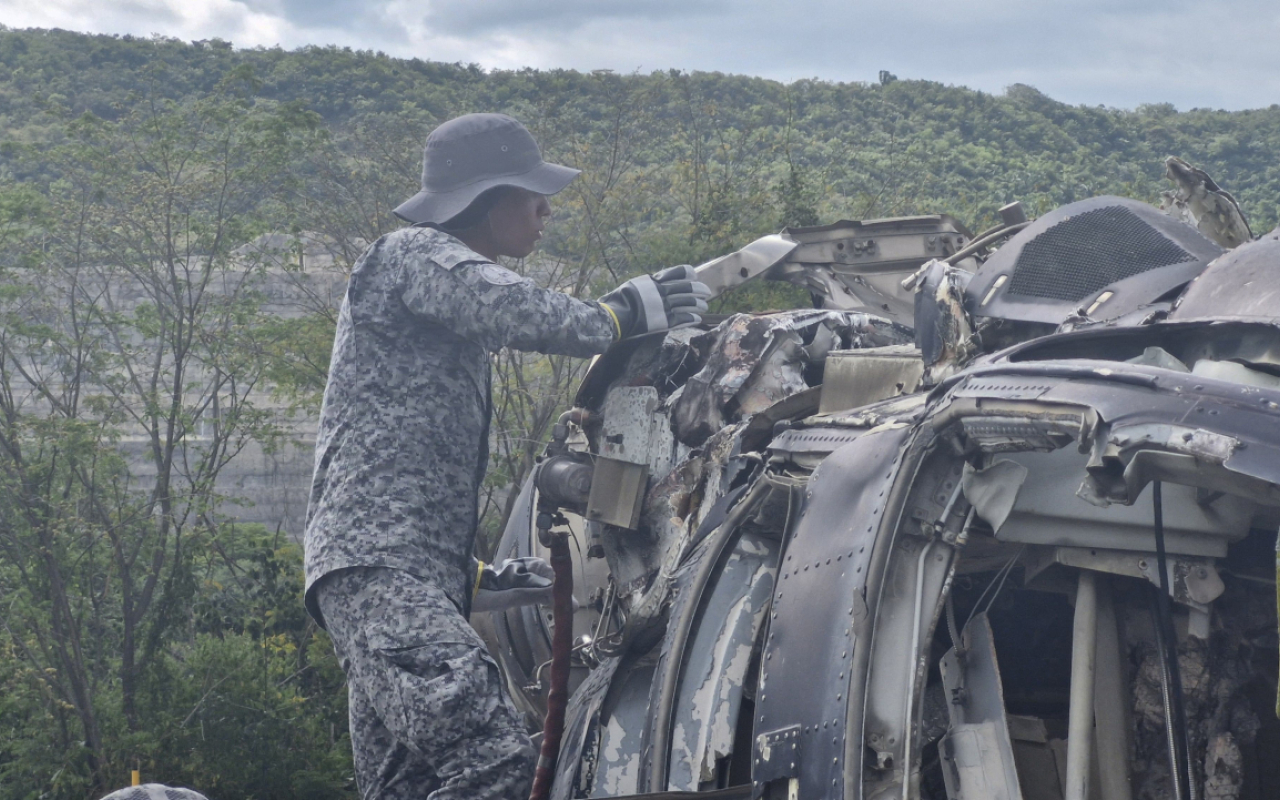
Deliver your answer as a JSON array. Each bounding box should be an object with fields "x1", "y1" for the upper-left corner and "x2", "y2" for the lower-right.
[{"x1": 964, "y1": 545, "x2": 1026, "y2": 631}]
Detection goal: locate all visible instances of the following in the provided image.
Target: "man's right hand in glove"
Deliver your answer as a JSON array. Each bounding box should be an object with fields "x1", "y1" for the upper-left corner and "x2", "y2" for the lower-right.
[{"x1": 599, "y1": 265, "x2": 712, "y2": 340}]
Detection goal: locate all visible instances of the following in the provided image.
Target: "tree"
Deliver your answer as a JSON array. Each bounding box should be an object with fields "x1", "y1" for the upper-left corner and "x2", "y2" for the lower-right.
[{"x1": 0, "y1": 68, "x2": 348, "y2": 798}]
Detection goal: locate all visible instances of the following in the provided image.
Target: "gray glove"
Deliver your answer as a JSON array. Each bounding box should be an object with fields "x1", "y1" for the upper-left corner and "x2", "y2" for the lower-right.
[
  {"x1": 599, "y1": 265, "x2": 711, "y2": 339},
  {"x1": 472, "y1": 557, "x2": 578, "y2": 613}
]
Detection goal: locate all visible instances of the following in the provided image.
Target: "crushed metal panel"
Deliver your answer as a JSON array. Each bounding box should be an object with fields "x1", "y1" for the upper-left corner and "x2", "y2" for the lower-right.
[
  {"x1": 551, "y1": 656, "x2": 622, "y2": 800},
  {"x1": 637, "y1": 529, "x2": 725, "y2": 794},
  {"x1": 949, "y1": 360, "x2": 1280, "y2": 509},
  {"x1": 994, "y1": 443, "x2": 1252, "y2": 557},
  {"x1": 590, "y1": 662, "x2": 658, "y2": 798},
  {"x1": 671, "y1": 311, "x2": 911, "y2": 447},
  {"x1": 938, "y1": 612, "x2": 1023, "y2": 800},
  {"x1": 667, "y1": 531, "x2": 779, "y2": 791}
]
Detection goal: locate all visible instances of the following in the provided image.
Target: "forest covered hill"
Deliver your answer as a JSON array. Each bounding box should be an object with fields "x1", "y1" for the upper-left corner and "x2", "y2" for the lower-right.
[
  {"x1": 2, "y1": 26, "x2": 1279, "y2": 237},
  {"x1": 1, "y1": 26, "x2": 1278, "y2": 800}
]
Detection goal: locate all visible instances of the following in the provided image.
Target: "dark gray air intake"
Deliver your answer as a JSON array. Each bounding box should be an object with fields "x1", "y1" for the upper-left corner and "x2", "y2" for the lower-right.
[{"x1": 965, "y1": 196, "x2": 1223, "y2": 326}]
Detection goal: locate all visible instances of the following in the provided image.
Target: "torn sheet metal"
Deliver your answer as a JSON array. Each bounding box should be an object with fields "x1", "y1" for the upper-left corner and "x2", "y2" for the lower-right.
[
  {"x1": 588, "y1": 662, "x2": 658, "y2": 798},
  {"x1": 671, "y1": 311, "x2": 911, "y2": 447},
  {"x1": 551, "y1": 655, "x2": 622, "y2": 800},
  {"x1": 907, "y1": 258, "x2": 977, "y2": 385},
  {"x1": 960, "y1": 459, "x2": 1029, "y2": 533},
  {"x1": 1160, "y1": 156, "x2": 1253, "y2": 250},
  {"x1": 946, "y1": 360, "x2": 1280, "y2": 510},
  {"x1": 667, "y1": 532, "x2": 779, "y2": 791},
  {"x1": 613, "y1": 423, "x2": 745, "y2": 649},
  {"x1": 938, "y1": 612, "x2": 1023, "y2": 800}
]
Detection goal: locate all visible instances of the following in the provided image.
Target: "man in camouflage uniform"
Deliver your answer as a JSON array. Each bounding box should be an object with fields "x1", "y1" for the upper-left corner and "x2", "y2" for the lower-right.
[{"x1": 304, "y1": 113, "x2": 709, "y2": 799}]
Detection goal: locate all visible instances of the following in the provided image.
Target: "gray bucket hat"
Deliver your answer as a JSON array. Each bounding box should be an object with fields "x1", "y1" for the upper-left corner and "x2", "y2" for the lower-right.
[{"x1": 393, "y1": 113, "x2": 580, "y2": 225}]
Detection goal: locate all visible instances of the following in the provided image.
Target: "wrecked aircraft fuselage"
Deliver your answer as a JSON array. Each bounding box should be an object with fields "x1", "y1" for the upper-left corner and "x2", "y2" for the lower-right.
[{"x1": 481, "y1": 169, "x2": 1280, "y2": 800}]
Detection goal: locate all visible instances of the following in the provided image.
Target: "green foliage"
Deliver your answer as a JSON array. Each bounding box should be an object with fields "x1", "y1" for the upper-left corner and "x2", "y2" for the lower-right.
[
  {"x1": 2, "y1": 25, "x2": 1280, "y2": 798},
  {"x1": 0, "y1": 67, "x2": 349, "y2": 799}
]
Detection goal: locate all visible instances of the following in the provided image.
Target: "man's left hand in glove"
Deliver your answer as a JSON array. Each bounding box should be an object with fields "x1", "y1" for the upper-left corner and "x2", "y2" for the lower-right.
[{"x1": 471, "y1": 557, "x2": 579, "y2": 613}]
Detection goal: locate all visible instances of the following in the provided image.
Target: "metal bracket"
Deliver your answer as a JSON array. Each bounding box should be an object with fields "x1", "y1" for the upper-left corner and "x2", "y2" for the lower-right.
[
  {"x1": 1024, "y1": 545, "x2": 1224, "y2": 611},
  {"x1": 753, "y1": 724, "x2": 801, "y2": 790}
]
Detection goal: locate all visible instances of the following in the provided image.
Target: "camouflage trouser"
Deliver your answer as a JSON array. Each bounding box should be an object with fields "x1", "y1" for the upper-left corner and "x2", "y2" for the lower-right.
[{"x1": 317, "y1": 567, "x2": 536, "y2": 800}]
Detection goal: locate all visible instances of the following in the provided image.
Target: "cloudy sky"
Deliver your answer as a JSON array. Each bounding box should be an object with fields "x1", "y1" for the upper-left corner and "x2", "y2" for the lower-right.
[{"x1": 1, "y1": 0, "x2": 1277, "y2": 110}]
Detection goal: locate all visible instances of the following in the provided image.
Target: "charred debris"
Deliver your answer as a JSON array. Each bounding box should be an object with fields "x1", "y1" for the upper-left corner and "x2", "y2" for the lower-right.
[{"x1": 477, "y1": 158, "x2": 1280, "y2": 800}]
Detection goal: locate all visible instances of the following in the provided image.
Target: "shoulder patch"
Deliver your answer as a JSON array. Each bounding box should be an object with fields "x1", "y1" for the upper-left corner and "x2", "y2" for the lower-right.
[{"x1": 472, "y1": 262, "x2": 527, "y2": 287}]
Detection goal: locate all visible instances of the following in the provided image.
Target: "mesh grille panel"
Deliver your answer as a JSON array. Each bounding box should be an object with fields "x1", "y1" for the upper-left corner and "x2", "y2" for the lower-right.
[{"x1": 1006, "y1": 206, "x2": 1195, "y2": 301}]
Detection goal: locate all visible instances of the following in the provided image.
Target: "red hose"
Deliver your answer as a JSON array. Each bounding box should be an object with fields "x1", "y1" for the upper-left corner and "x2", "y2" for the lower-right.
[{"x1": 528, "y1": 534, "x2": 573, "y2": 800}]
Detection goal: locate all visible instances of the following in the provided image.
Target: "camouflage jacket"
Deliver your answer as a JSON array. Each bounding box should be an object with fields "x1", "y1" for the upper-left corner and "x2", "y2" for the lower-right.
[{"x1": 304, "y1": 226, "x2": 616, "y2": 625}]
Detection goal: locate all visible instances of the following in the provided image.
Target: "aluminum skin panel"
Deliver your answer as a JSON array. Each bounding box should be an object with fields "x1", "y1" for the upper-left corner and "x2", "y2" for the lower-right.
[
  {"x1": 668, "y1": 532, "x2": 779, "y2": 791},
  {"x1": 591, "y1": 663, "x2": 659, "y2": 798},
  {"x1": 938, "y1": 613, "x2": 1023, "y2": 800},
  {"x1": 552, "y1": 656, "x2": 623, "y2": 800},
  {"x1": 948, "y1": 360, "x2": 1280, "y2": 498},
  {"x1": 754, "y1": 424, "x2": 914, "y2": 799}
]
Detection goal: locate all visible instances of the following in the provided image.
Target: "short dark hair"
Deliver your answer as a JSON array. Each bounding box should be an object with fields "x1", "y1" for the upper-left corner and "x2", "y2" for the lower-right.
[{"x1": 438, "y1": 186, "x2": 513, "y2": 232}]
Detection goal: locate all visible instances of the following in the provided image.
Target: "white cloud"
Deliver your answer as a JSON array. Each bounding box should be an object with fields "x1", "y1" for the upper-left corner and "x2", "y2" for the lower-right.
[{"x1": 0, "y1": 0, "x2": 1276, "y2": 109}]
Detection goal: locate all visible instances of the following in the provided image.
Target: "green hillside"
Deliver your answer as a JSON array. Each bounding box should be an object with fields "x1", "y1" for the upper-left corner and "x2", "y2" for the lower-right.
[
  {"x1": 1, "y1": 26, "x2": 1278, "y2": 800},
  {"x1": 2, "y1": 27, "x2": 1279, "y2": 237}
]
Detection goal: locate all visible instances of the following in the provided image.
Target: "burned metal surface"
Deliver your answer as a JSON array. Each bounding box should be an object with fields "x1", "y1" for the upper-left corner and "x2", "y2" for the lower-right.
[
  {"x1": 481, "y1": 160, "x2": 1280, "y2": 800},
  {"x1": 1161, "y1": 156, "x2": 1253, "y2": 250},
  {"x1": 551, "y1": 656, "x2": 622, "y2": 800},
  {"x1": 671, "y1": 311, "x2": 911, "y2": 447},
  {"x1": 589, "y1": 662, "x2": 656, "y2": 797}
]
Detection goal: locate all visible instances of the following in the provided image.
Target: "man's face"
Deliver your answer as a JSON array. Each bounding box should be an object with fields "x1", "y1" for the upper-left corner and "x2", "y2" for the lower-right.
[{"x1": 488, "y1": 187, "x2": 553, "y2": 259}]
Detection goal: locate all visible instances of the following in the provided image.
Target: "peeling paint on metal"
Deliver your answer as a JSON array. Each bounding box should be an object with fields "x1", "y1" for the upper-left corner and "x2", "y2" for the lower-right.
[{"x1": 667, "y1": 532, "x2": 779, "y2": 791}]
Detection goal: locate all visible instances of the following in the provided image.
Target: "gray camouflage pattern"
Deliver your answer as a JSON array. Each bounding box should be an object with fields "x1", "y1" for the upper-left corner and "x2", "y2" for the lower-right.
[
  {"x1": 318, "y1": 567, "x2": 536, "y2": 799},
  {"x1": 304, "y1": 225, "x2": 615, "y2": 622}
]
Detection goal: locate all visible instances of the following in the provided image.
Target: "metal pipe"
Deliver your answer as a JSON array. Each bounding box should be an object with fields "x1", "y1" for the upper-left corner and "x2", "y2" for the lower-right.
[
  {"x1": 1151, "y1": 591, "x2": 1186, "y2": 800},
  {"x1": 943, "y1": 220, "x2": 1032, "y2": 265},
  {"x1": 1066, "y1": 570, "x2": 1099, "y2": 800},
  {"x1": 1093, "y1": 576, "x2": 1134, "y2": 800},
  {"x1": 1152, "y1": 480, "x2": 1194, "y2": 800},
  {"x1": 900, "y1": 541, "x2": 934, "y2": 800},
  {"x1": 527, "y1": 533, "x2": 574, "y2": 800}
]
